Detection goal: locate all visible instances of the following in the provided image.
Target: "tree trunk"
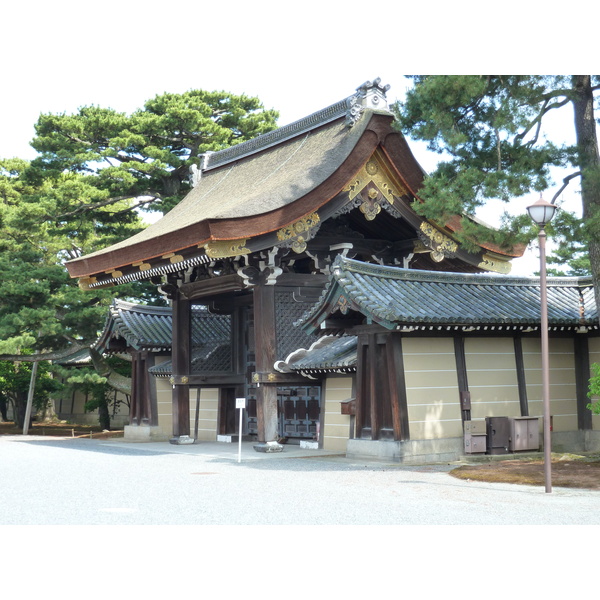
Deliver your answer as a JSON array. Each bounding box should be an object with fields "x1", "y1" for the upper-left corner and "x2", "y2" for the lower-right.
[
  {"x1": 572, "y1": 75, "x2": 600, "y2": 318},
  {"x1": 98, "y1": 399, "x2": 111, "y2": 431},
  {"x1": 15, "y1": 391, "x2": 31, "y2": 429},
  {"x1": 37, "y1": 398, "x2": 60, "y2": 423},
  {"x1": 88, "y1": 347, "x2": 132, "y2": 396}
]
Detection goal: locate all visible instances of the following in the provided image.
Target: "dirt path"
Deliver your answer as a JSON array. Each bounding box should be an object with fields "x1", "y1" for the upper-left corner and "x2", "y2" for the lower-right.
[{"x1": 451, "y1": 454, "x2": 600, "y2": 489}]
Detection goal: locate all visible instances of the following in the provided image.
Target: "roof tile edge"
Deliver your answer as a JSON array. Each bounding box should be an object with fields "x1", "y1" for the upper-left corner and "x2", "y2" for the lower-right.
[{"x1": 202, "y1": 78, "x2": 392, "y2": 172}]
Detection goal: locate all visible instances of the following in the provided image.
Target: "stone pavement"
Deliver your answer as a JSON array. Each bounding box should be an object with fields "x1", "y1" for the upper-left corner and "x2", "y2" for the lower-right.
[{"x1": 1, "y1": 434, "x2": 600, "y2": 526}]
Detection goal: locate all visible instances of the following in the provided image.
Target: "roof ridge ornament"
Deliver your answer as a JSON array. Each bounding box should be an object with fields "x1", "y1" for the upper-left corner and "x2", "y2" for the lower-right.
[{"x1": 346, "y1": 78, "x2": 391, "y2": 127}]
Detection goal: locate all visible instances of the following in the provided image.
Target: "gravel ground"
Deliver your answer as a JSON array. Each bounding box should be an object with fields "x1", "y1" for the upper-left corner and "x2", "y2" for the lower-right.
[{"x1": 2, "y1": 434, "x2": 600, "y2": 526}]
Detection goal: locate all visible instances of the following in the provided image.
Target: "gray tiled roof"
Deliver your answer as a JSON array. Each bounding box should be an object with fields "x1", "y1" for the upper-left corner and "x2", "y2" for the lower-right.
[
  {"x1": 299, "y1": 256, "x2": 597, "y2": 332},
  {"x1": 94, "y1": 299, "x2": 230, "y2": 352},
  {"x1": 148, "y1": 343, "x2": 233, "y2": 377},
  {"x1": 278, "y1": 335, "x2": 358, "y2": 374}
]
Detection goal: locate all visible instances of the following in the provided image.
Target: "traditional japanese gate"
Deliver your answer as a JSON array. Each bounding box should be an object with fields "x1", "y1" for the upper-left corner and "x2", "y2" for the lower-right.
[{"x1": 246, "y1": 385, "x2": 321, "y2": 441}]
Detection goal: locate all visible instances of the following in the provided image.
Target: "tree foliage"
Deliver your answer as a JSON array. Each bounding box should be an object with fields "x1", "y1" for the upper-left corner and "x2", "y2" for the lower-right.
[
  {"x1": 393, "y1": 75, "x2": 600, "y2": 259},
  {"x1": 0, "y1": 88, "x2": 279, "y2": 427},
  {"x1": 587, "y1": 362, "x2": 600, "y2": 415},
  {"x1": 28, "y1": 90, "x2": 279, "y2": 215}
]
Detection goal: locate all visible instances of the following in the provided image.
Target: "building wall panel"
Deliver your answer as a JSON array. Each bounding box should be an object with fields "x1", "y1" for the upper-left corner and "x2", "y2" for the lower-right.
[
  {"x1": 465, "y1": 337, "x2": 520, "y2": 419},
  {"x1": 321, "y1": 376, "x2": 353, "y2": 452},
  {"x1": 521, "y1": 338, "x2": 578, "y2": 433},
  {"x1": 404, "y1": 338, "x2": 461, "y2": 440}
]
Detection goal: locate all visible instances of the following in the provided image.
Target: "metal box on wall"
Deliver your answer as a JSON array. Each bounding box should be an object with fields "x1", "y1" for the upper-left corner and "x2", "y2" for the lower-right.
[
  {"x1": 509, "y1": 417, "x2": 540, "y2": 452},
  {"x1": 464, "y1": 420, "x2": 486, "y2": 434},
  {"x1": 340, "y1": 398, "x2": 356, "y2": 416},
  {"x1": 486, "y1": 416, "x2": 510, "y2": 455},
  {"x1": 464, "y1": 433, "x2": 486, "y2": 454}
]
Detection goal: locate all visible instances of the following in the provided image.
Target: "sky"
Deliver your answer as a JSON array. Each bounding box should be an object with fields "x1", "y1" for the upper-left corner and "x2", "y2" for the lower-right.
[{"x1": 1, "y1": 1, "x2": 595, "y2": 276}]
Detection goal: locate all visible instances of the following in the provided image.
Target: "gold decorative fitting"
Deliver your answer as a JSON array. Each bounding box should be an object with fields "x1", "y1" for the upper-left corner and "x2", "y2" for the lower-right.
[
  {"x1": 359, "y1": 199, "x2": 381, "y2": 221},
  {"x1": 366, "y1": 160, "x2": 379, "y2": 176},
  {"x1": 252, "y1": 372, "x2": 278, "y2": 383},
  {"x1": 337, "y1": 295, "x2": 350, "y2": 315},
  {"x1": 78, "y1": 277, "x2": 97, "y2": 290},
  {"x1": 419, "y1": 222, "x2": 458, "y2": 255},
  {"x1": 277, "y1": 213, "x2": 320, "y2": 254},
  {"x1": 132, "y1": 261, "x2": 152, "y2": 271},
  {"x1": 343, "y1": 153, "x2": 408, "y2": 205},
  {"x1": 291, "y1": 237, "x2": 307, "y2": 253},
  {"x1": 169, "y1": 255, "x2": 184, "y2": 264},
  {"x1": 478, "y1": 254, "x2": 512, "y2": 274},
  {"x1": 180, "y1": 376, "x2": 189, "y2": 384},
  {"x1": 162, "y1": 252, "x2": 175, "y2": 259},
  {"x1": 204, "y1": 238, "x2": 250, "y2": 259},
  {"x1": 277, "y1": 213, "x2": 320, "y2": 240}
]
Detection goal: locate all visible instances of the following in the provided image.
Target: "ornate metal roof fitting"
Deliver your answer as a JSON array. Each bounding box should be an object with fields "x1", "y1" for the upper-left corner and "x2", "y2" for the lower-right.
[{"x1": 345, "y1": 77, "x2": 391, "y2": 127}]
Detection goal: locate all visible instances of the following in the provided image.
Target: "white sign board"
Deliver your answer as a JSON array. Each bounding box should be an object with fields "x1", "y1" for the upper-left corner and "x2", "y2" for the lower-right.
[{"x1": 236, "y1": 398, "x2": 246, "y2": 463}]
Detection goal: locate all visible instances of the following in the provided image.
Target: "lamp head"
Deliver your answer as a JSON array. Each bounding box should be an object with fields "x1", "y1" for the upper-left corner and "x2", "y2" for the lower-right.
[{"x1": 527, "y1": 196, "x2": 557, "y2": 227}]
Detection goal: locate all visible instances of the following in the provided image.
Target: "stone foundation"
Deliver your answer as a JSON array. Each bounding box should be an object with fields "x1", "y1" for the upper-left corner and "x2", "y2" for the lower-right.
[
  {"x1": 347, "y1": 431, "x2": 600, "y2": 464},
  {"x1": 123, "y1": 425, "x2": 169, "y2": 442},
  {"x1": 550, "y1": 430, "x2": 600, "y2": 453},
  {"x1": 346, "y1": 437, "x2": 464, "y2": 464}
]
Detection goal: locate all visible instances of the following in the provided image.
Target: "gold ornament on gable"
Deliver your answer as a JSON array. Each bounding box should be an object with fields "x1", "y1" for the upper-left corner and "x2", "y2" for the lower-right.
[
  {"x1": 277, "y1": 212, "x2": 320, "y2": 254},
  {"x1": 342, "y1": 154, "x2": 408, "y2": 221},
  {"x1": 203, "y1": 238, "x2": 250, "y2": 259}
]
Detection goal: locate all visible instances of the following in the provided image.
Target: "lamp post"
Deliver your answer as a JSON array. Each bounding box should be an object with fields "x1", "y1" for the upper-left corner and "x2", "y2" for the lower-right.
[{"x1": 527, "y1": 196, "x2": 558, "y2": 494}]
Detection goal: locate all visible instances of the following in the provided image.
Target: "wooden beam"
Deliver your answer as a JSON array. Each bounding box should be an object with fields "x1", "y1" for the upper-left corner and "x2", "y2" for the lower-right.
[
  {"x1": 574, "y1": 335, "x2": 593, "y2": 431},
  {"x1": 181, "y1": 273, "x2": 244, "y2": 300},
  {"x1": 253, "y1": 282, "x2": 278, "y2": 443},
  {"x1": 369, "y1": 334, "x2": 379, "y2": 439},
  {"x1": 514, "y1": 336, "x2": 529, "y2": 417},
  {"x1": 454, "y1": 336, "x2": 471, "y2": 423},
  {"x1": 387, "y1": 334, "x2": 410, "y2": 441},
  {"x1": 171, "y1": 292, "x2": 191, "y2": 440}
]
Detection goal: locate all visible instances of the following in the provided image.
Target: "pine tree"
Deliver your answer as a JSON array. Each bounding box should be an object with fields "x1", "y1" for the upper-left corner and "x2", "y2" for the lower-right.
[
  {"x1": 393, "y1": 76, "x2": 600, "y2": 287},
  {"x1": 0, "y1": 89, "x2": 279, "y2": 427}
]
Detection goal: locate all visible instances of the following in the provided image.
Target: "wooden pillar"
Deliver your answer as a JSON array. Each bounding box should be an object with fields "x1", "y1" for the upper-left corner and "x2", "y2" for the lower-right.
[
  {"x1": 130, "y1": 352, "x2": 141, "y2": 426},
  {"x1": 387, "y1": 333, "x2": 410, "y2": 441},
  {"x1": 253, "y1": 282, "x2": 280, "y2": 447},
  {"x1": 171, "y1": 292, "x2": 192, "y2": 442},
  {"x1": 129, "y1": 351, "x2": 158, "y2": 426},
  {"x1": 574, "y1": 335, "x2": 593, "y2": 431},
  {"x1": 355, "y1": 335, "x2": 370, "y2": 438},
  {"x1": 454, "y1": 336, "x2": 471, "y2": 423},
  {"x1": 514, "y1": 336, "x2": 530, "y2": 417},
  {"x1": 368, "y1": 333, "x2": 380, "y2": 440}
]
